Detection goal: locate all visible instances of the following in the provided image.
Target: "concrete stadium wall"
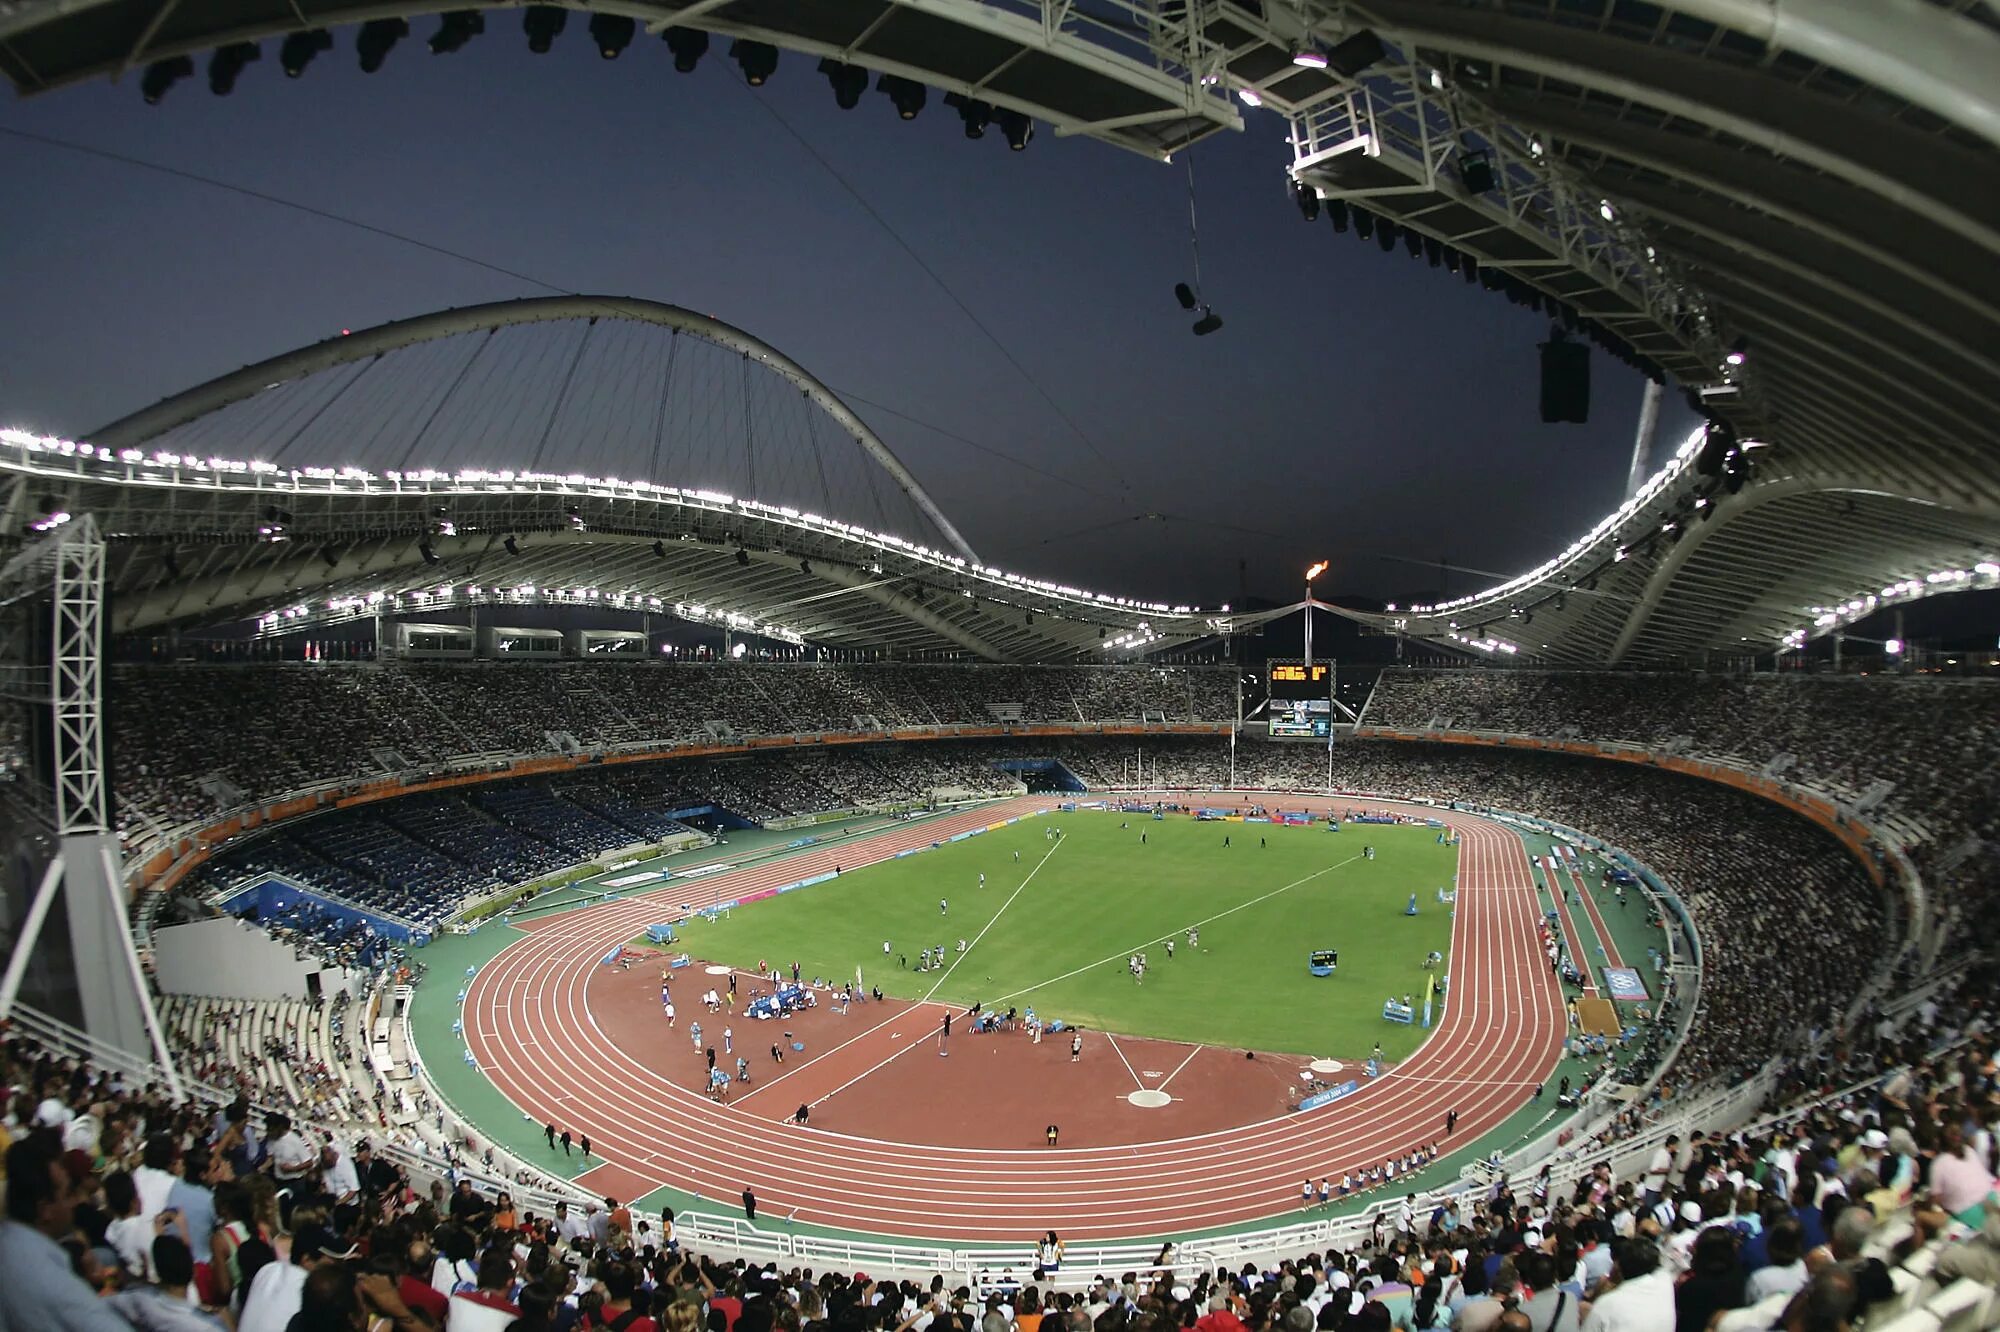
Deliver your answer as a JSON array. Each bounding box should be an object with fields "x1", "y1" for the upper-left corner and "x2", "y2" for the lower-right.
[{"x1": 152, "y1": 916, "x2": 363, "y2": 1001}]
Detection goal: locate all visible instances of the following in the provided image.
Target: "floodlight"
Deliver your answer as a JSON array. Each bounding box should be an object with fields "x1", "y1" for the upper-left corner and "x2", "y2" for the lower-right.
[
  {"x1": 1192, "y1": 309, "x2": 1224, "y2": 336},
  {"x1": 429, "y1": 11, "x2": 484, "y2": 54},
  {"x1": 1294, "y1": 182, "x2": 1320, "y2": 222},
  {"x1": 663, "y1": 27, "x2": 708, "y2": 72},
  {"x1": 141, "y1": 56, "x2": 195, "y2": 103},
  {"x1": 996, "y1": 110, "x2": 1033, "y2": 150},
  {"x1": 1458, "y1": 149, "x2": 1494, "y2": 195},
  {"x1": 945, "y1": 93, "x2": 991, "y2": 139},
  {"x1": 878, "y1": 74, "x2": 926, "y2": 119},
  {"x1": 280, "y1": 29, "x2": 333, "y2": 77},
  {"x1": 356, "y1": 18, "x2": 409, "y2": 72},
  {"x1": 1326, "y1": 29, "x2": 1386, "y2": 76},
  {"x1": 589, "y1": 14, "x2": 635, "y2": 58},
  {"x1": 523, "y1": 5, "x2": 566, "y2": 53},
  {"x1": 732, "y1": 40, "x2": 777, "y2": 86},
  {"x1": 208, "y1": 43, "x2": 259, "y2": 95},
  {"x1": 819, "y1": 59, "x2": 868, "y2": 109}
]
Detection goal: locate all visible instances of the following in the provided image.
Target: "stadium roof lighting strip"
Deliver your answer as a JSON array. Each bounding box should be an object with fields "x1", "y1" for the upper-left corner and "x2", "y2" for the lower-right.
[
  {"x1": 264, "y1": 584, "x2": 809, "y2": 646},
  {"x1": 0, "y1": 427, "x2": 1218, "y2": 624},
  {"x1": 1777, "y1": 561, "x2": 2000, "y2": 651},
  {"x1": 1397, "y1": 425, "x2": 1707, "y2": 616}
]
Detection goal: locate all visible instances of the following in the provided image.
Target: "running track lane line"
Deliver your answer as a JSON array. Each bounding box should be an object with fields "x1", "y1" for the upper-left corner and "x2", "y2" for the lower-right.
[
  {"x1": 462, "y1": 799, "x2": 1564, "y2": 1238},
  {"x1": 1562, "y1": 855, "x2": 1628, "y2": 971},
  {"x1": 1539, "y1": 850, "x2": 1599, "y2": 997}
]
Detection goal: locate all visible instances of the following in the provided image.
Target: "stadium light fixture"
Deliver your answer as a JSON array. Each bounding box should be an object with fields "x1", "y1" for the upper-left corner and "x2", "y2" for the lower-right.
[
  {"x1": 1325, "y1": 29, "x2": 1386, "y2": 77},
  {"x1": 663, "y1": 27, "x2": 708, "y2": 73},
  {"x1": 1725, "y1": 337, "x2": 1750, "y2": 366},
  {"x1": 356, "y1": 18, "x2": 410, "y2": 72},
  {"x1": 1191, "y1": 309, "x2": 1224, "y2": 336},
  {"x1": 208, "y1": 43, "x2": 259, "y2": 95},
  {"x1": 280, "y1": 29, "x2": 333, "y2": 77},
  {"x1": 819, "y1": 59, "x2": 868, "y2": 110},
  {"x1": 878, "y1": 74, "x2": 927, "y2": 120},
  {"x1": 429, "y1": 11, "x2": 484, "y2": 54},
  {"x1": 996, "y1": 110, "x2": 1033, "y2": 151},
  {"x1": 1457, "y1": 150, "x2": 1494, "y2": 195},
  {"x1": 1886, "y1": 637, "x2": 1903, "y2": 655},
  {"x1": 523, "y1": 5, "x2": 566, "y2": 53},
  {"x1": 1292, "y1": 47, "x2": 1329, "y2": 69},
  {"x1": 1294, "y1": 183, "x2": 1321, "y2": 223},
  {"x1": 732, "y1": 40, "x2": 778, "y2": 86},
  {"x1": 589, "y1": 14, "x2": 636, "y2": 58},
  {"x1": 141, "y1": 56, "x2": 195, "y2": 103},
  {"x1": 1237, "y1": 87, "x2": 1264, "y2": 107},
  {"x1": 1173, "y1": 282, "x2": 1198, "y2": 311},
  {"x1": 945, "y1": 93, "x2": 991, "y2": 139}
]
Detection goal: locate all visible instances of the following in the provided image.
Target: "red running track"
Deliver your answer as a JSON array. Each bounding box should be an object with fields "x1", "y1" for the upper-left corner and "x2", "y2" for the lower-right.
[{"x1": 462, "y1": 798, "x2": 1563, "y2": 1241}]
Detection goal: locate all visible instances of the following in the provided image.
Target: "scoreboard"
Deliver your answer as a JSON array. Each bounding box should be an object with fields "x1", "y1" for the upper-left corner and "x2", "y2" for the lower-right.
[
  {"x1": 1265, "y1": 660, "x2": 1332, "y2": 738},
  {"x1": 1266, "y1": 659, "x2": 1332, "y2": 699}
]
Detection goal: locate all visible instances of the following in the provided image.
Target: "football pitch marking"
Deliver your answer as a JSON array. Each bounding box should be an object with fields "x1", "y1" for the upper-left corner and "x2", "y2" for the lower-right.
[
  {"x1": 981, "y1": 852, "x2": 1365, "y2": 1010},
  {"x1": 919, "y1": 833, "x2": 1067, "y2": 1003},
  {"x1": 729, "y1": 834, "x2": 1067, "y2": 1108}
]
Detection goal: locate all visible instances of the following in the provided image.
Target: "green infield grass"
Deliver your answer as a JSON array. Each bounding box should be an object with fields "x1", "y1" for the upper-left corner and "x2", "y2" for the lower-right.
[{"x1": 665, "y1": 810, "x2": 1458, "y2": 1059}]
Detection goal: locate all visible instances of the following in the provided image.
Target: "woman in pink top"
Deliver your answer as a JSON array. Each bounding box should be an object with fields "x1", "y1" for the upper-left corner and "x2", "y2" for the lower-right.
[{"x1": 1929, "y1": 1121, "x2": 1997, "y2": 1225}]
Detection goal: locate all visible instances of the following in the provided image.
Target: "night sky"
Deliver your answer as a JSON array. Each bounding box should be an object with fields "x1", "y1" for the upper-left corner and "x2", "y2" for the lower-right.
[{"x1": 0, "y1": 30, "x2": 1695, "y2": 610}]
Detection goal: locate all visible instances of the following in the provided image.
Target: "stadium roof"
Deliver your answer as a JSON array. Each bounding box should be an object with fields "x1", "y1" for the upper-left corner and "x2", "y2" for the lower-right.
[
  {"x1": 2, "y1": 1, "x2": 1997, "y2": 663},
  {"x1": 0, "y1": 423, "x2": 1256, "y2": 662}
]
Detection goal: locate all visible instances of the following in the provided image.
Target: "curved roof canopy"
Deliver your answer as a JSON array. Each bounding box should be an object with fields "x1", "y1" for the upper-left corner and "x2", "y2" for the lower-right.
[
  {"x1": 0, "y1": 425, "x2": 1238, "y2": 661},
  {"x1": 3, "y1": 0, "x2": 1998, "y2": 662}
]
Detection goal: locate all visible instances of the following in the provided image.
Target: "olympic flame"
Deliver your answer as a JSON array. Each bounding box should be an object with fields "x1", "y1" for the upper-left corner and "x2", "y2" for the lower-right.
[{"x1": 1305, "y1": 561, "x2": 1329, "y2": 582}]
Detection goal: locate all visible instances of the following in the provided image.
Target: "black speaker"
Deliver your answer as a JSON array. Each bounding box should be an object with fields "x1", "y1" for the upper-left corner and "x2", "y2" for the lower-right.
[{"x1": 1539, "y1": 337, "x2": 1590, "y2": 423}]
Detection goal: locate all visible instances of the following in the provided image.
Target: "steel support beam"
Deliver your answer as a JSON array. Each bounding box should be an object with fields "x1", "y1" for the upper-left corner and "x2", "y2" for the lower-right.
[
  {"x1": 1356, "y1": 0, "x2": 2000, "y2": 254},
  {"x1": 1649, "y1": 0, "x2": 2000, "y2": 152}
]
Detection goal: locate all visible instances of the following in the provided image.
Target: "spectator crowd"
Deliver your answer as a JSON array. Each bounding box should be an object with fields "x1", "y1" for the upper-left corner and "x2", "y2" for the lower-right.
[
  {"x1": 2, "y1": 972, "x2": 1993, "y2": 1332},
  {"x1": 108, "y1": 663, "x2": 1236, "y2": 835}
]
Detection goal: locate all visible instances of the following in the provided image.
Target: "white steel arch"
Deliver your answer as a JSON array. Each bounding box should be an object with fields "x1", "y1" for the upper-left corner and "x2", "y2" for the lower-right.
[{"x1": 87, "y1": 295, "x2": 985, "y2": 565}]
